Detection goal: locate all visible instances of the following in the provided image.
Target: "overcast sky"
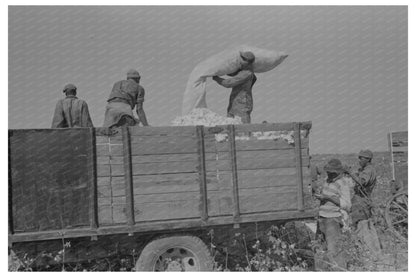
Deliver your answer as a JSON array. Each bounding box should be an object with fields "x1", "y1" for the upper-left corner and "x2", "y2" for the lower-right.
[{"x1": 8, "y1": 5, "x2": 407, "y2": 154}]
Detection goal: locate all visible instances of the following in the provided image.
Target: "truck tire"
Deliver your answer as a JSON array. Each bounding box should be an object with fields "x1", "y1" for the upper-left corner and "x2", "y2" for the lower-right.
[{"x1": 135, "y1": 235, "x2": 214, "y2": 271}]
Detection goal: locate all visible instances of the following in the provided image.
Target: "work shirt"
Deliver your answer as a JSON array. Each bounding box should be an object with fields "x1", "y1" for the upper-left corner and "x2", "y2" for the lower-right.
[
  {"x1": 51, "y1": 96, "x2": 93, "y2": 128},
  {"x1": 107, "y1": 79, "x2": 145, "y2": 109},
  {"x1": 355, "y1": 164, "x2": 377, "y2": 198},
  {"x1": 319, "y1": 176, "x2": 352, "y2": 219},
  {"x1": 214, "y1": 70, "x2": 257, "y2": 115}
]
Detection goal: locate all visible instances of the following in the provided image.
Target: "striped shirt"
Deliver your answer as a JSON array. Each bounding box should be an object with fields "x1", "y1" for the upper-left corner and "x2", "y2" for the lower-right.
[{"x1": 319, "y1": 176, "x2": 352, "y2": 218}]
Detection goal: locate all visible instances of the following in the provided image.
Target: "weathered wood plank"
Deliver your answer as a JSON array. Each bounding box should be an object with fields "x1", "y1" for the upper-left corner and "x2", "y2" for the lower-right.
[
  {"x1": 97, "y1": 205, "x2": 113, "y2": 225},
  {"x1": 209, "y1": 187, "x2": 299, "y2": 215},
  {"x1": 134, "y1": 200, "x2": 200, "y2": 221},
  {"x1": 96, "y1": 144, "x2": 124, "y2": 156},
  {"x1": 129, "y1": 154, "x2": 198, "y2": 164},
  {"x1": 293, "y1": 122, "x2": 304, "y2": 211},
  {"x1": 204, "y1": 137, "x2": 309, "y2": 152},
  {"x1": 129, "y1": 126, "x2": 197, "y2": 136},
  {"x1": 392, "y1": 146, "x2": 408, "y2": 152},
  {"x1": 227, "y1": 125, "x2": 241, "y2": 224},
  {"x1": 196, "y1": 126, "x2": 208, "y2": 221},
  {"x1": 204, "y1": 149, "x2": 308, "y2": 161},
  {"x1": 130, "y1": 162, "x2": 198, "y2": 175},
  {"x1": 233, "y1": 121, "x2": 312, "y2": 133},
  {"x1": 97, "y1": 164, "x2": 124, "y2": 177},
  {"x1": 206, "y1": 157, "x2": 310, "y2": 172},
  {"x1": 130, "y1": 140, "x2": 197, "y2": 155},
  {"x1": 134, "y1": 191, "x2": 200, "y2": 204},
  {"x1": 122, "y1": 127, "x2": 135, "y2": 229},
  {"x1": 215, "y1": 173, "x2": 300, "y2": 189}
]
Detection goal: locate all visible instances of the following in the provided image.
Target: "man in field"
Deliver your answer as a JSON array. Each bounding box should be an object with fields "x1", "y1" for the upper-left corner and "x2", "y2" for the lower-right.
[
  {"x1": 314, "y1": 158, "x2": 351, "y2": 269},
  {"x1": 212, "y1": 51, "x2": 257, "y2": 124},
  {"x1": 344, "y1": 150, "x2": 381, "y2": 257},
  {"x1": 103, "y1": 69, "x2": 149, "y2": 128},
  {"x1": 344, "y1": 150, "x2": 377, "y2": 226},
  {"x1": 51, "y1": 84, "x2": 94, "y2": 128}
]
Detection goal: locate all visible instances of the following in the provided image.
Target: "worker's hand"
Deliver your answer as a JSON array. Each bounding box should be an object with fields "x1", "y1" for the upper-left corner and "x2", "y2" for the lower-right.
[{"x1": 343, "y1": 165, "x2": 352, "y2": 174}]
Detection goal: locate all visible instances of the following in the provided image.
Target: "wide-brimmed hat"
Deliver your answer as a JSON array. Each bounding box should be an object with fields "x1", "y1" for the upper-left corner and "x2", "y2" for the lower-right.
[{"x1": 324, "y1": 158, "x2": 344, "y2": 173}]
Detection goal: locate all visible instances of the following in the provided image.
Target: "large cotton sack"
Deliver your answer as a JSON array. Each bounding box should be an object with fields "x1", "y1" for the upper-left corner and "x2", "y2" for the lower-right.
[{"x1": 181, "y1": 45, "x2": 288, "y2": 115}]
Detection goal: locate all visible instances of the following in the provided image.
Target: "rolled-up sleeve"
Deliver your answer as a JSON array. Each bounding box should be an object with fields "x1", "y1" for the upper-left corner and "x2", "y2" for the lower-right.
[{"x1": 137, "y1": 86, "x2": 145, "y2": 103}]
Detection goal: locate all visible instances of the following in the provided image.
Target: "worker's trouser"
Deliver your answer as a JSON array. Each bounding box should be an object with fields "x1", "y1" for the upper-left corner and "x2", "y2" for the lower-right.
[
  {"x1": 227, "y1": 111, "x2": 251, "y2": 124},
  {"x1": 318, "y1": 217, "x2": 347, "y2": 270},
  {"x1": 351, "y1": 195, "x2": 372, "y2": 227}
]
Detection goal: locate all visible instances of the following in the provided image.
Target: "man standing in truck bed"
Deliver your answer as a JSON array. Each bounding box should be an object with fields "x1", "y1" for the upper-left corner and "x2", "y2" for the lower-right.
[
  {"x1": 51, "y1": 84, "x2": 94, "y2": 128},
  {"x1": 103, "y1": 69, "x2": 149, "y2": 128},
  {"x1": 212, "y1": 51, "x2": 257, "y2": 124}
]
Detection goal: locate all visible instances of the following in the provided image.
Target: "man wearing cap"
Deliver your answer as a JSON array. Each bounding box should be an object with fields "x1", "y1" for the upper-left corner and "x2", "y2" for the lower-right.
[
  {"x1": 103, "y1": 69, "x2": 149, "y2": 128},
  {"x1": 51, "y1": 84, "x2": 94, "y2": 128},
  {"x1": 212, "y1": 51, "x2": 257, "y2": 124},
  {"x1": 314, "y1": 158, "x2": 351, "y2": 269},
  {"x1": 344, "y1": 149, "x2": 382, "y2": 258},
  {"x1": 344, "y1": 149, "x2": 377, "y2": 226}
]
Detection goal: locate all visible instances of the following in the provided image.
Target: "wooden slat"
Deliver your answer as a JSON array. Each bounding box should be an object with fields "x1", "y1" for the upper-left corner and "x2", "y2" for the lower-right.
[
  {"x1": 122, "y1": 127, "x2": 135, "y2": 229},
  {"x1": 233, "y1": 121, "x2": 312, "y2": 133},
  {"x1": 96, "y1": 144, "x2": 123, "y2": 156},
  {"x1": 204, "y1": 137, "x2": 309, "y2": 152},
  {"x1": 228, "y1": 125, "x2": 240, "y2": 224},
  {"x1": 134, "y1": 200, "x2": 200, "y2": 221},
  {"x1": 132, "y1": 173, "x2": 201, "y2": 193},
  {"x1": 293, "y1": 123, "x2": 304, "y2": 211},
  {"x1": 205, "y1": 149, "x2": 308, "y2": 161},
  {"x1": 196, "y1": 126, "x2": 208, "y2": 221},
  {"x1": 392, "y1": 146, "x2": 408, "y2": 152},
  {"x1": 97, "y1": 164, "x2": 124, "y2": 177},
  {"x1": 130, "y1": 162, "x2": 198, "y2": 175},
  {"x1": 134, "y1": 191, "x2": 200, "y2": 204},
  {"x1": 215, "y1": 173, "x2": 301, "y2": 189},
  {"x1": 209, "y1": 186, "x2": 299, "y2": 215},
  {"x1": 88, "y1": 128, "x2": 98, "y2": 230},
  {"x1": 206, "y1": 157, "x2": 310, "y2": 172},
  {"x1": 130, "y1": 139, "x2": 197, "y2": 155},
  {"x1": 129, "y1": 126, "x2": 197, "y2": 136}
]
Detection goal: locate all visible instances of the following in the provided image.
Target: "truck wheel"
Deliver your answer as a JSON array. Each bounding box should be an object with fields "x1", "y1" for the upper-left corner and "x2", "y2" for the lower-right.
[{"x1": 135, "y1": 235, "x2": 213, "y2": 271}]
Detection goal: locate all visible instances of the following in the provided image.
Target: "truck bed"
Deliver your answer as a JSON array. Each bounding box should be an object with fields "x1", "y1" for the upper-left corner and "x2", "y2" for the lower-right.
[{"x1": 9, "y1": 122, "x2": 316, "y2": 243}]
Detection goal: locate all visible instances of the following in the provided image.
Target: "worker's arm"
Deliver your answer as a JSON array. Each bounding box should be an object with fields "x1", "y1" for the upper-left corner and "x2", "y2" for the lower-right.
[
  {"x1": 51, "y1": 100, "x2": 66, "y2": 128},
  {"x1": 136, "y1": 87, "x2": 149, "y2": 126},
  {"x1": 81, "y1": 102, "x2": 94, "y2": 128},
  {"x1": 213, "y1": 70, "x2": 252, "y2": 88}
]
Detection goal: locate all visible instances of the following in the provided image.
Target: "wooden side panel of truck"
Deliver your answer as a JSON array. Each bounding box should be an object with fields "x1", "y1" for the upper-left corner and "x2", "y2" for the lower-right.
[{"x1": 9, "y1": 122, "x2": 316, "y2": 244}]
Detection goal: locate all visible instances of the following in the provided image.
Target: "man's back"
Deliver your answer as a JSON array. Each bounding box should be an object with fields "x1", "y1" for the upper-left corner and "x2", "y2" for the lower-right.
[
  {"x1": 108, "y1": 79, "x2": 144, "y2": 109},
  {"x1": 52, "y1": 96, "x2": 93, "y2": 128}
]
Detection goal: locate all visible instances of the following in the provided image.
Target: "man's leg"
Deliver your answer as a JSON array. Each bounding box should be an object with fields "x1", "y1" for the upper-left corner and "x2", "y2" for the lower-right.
[{"x1": 324, "y1": 217, "x2": 347, "y2": 270}]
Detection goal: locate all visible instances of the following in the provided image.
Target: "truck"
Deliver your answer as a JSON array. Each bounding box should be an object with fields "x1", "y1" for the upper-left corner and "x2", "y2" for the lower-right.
[{"x1": 9, "y1": 121, "x2": 316, "y2": 271}]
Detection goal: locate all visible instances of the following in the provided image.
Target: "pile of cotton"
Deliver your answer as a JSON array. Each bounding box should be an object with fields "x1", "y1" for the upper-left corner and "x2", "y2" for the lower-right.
[{"x1": 171, "y1": 108, "x2": 242, "y2": 127}]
